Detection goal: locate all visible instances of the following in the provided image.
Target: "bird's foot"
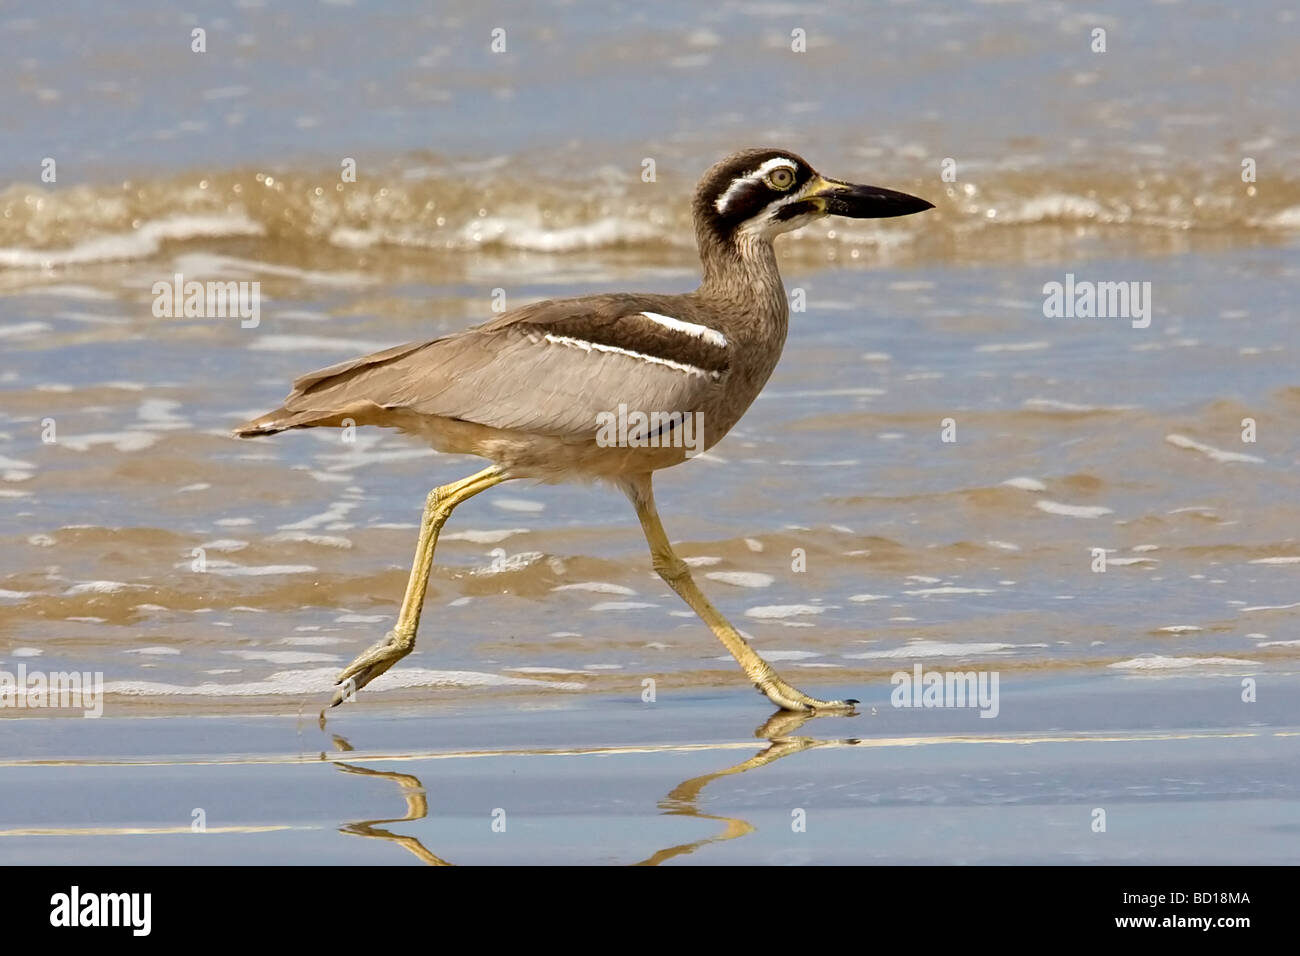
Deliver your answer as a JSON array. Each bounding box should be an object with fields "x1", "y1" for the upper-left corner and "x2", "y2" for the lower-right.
[
  {"x1": 757, "y1": 677, "x2": 858, "y2": 714},
  {"x1": 327, "y1": 628, "x2": 414, "y2": 711}
]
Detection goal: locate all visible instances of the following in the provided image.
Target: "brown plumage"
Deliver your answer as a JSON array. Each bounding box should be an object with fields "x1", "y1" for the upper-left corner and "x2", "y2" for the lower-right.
[{"x1": 235, "y1": 147, "x2": 933, "y2": 715}]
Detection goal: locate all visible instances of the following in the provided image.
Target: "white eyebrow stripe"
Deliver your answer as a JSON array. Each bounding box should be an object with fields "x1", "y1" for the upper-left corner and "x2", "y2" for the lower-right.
[
  {"x1": 541, "y1": 333, "x2": 720, "y2": 379},
  {"x1": 714, "y1": 157, "x2": 799, "y2": 214},
  {"x1": 639, "y1": 311, "x2": 728, "y2": 348}
]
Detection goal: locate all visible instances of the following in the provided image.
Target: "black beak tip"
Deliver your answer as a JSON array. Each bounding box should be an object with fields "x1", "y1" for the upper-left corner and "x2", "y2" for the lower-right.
[
  {"x1": 890, "y1": 192, "x2": 935, "y2": 216},
  {"x1": 830, "y1": 182, "x2": 936, "y2": 219}
]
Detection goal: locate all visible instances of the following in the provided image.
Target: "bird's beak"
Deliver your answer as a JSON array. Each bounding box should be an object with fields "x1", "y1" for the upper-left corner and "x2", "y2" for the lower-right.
[{"x1": 808, "y1": 175, "x2": 934, "y2": 219}]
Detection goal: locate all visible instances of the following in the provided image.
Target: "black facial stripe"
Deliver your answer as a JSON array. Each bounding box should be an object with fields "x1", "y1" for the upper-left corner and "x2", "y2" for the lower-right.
[
  {"x1": 772, "y1": 198, "x2": 821, "y2": 221},
  {"x1": 716, "y1": 178, "x2": 769, "y2": 221},
  {"x1": 538, "y1": 314, "x2": 730, "y2": 374}
]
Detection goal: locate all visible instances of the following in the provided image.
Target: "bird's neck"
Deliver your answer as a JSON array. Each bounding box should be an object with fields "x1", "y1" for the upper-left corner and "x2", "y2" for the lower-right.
[{"x1": 696, "y1": 229, "x2": 789, "y2": 328}]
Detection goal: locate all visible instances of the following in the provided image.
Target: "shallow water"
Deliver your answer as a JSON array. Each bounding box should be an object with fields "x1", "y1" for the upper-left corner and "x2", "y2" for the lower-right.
[
  {"x1": 1, "y1": 3, "x2": 1297, "y2": 753},
  {"x1": 4, "y1": 676, "x2": 1299, "y2": 865}
]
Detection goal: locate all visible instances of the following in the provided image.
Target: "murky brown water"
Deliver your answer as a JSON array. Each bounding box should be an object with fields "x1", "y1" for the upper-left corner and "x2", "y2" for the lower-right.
[{"x1": 2, "y1": 0, "x2": 1298, "y2": 719}]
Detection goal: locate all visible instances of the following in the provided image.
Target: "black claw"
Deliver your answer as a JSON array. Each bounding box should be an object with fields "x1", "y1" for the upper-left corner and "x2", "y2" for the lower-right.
[{"x1": 846, "y1": 698, "x2": 860, "y2": 705}]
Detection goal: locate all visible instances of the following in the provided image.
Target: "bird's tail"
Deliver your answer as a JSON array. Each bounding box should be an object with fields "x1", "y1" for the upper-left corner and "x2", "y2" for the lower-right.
[
  {"x1": 232, "y1": 402, "x2": 385, "y2": 438},
  {"x1": 232, "y1": 407, "x2": 314, "y2": 438}
]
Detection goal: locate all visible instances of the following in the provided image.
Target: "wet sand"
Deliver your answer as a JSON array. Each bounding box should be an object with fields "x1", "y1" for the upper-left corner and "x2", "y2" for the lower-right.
[{"x1": 2, "y1": 672, "x2": 1297, "y2": 865}]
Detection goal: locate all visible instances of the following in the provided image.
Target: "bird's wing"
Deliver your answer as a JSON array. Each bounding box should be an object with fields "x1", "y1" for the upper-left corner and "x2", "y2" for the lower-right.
[{"x1": 269, "y1": 295, "x2": 730, "y2": 441}]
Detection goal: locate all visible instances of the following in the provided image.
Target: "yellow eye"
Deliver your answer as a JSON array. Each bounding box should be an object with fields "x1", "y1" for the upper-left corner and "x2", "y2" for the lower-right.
[{"x1": 767, "y1": 167, "x2": 795, "y2": 189}]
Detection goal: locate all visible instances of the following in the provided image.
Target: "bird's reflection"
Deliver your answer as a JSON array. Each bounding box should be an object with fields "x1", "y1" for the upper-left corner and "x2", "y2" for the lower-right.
[
  {"x1": 329, "y1": 710, "x2": 859, "y2": 865},
  {"x1": 332, "y1": 760, "x2": 453, "y2": 865}
]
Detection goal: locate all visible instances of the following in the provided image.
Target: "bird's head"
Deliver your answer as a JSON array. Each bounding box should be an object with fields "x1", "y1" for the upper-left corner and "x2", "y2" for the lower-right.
[{"x1": 693, "y1": 147, "x2": 933, "y2": 246}]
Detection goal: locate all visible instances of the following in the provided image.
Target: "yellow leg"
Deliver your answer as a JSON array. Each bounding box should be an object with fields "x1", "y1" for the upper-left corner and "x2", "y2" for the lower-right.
[
  {"x1": 623, "y1": 475, "x2": 857, "y2": 713},
  {"x1": 327, "y1": 465, "x2": 508, "y2": 711}
]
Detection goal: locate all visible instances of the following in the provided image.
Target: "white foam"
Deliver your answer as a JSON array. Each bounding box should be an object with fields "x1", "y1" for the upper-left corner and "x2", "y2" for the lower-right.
[
  {"x1": 903, "y1": 586, "x2": 996, "y2": 596},
  {"x1": 64, "y1": 581, "x2": 141, "y2": 595},
  {"x1": 201, "y1": 562, "x2": 317, "y2": 576},
  {"x1": 705, "y1": 571, "x2": 775, "y2": 588},
  {"x1": 1242, "y1": 602, "x2": 1300, "y2": 612},
  {"x1": 1165, "y1": 434, "x2": 1264, "y2": 464},
  {"x1": 976, "y1": 341, "x2": 1049, "y2": 353},
  {"x1": 103, "y1": 666, "x2": 584, "y2": 697},
  {"x1": 744, "y1": 604, "x2": 825, "y2": 619},
  {"x1": 1108, "y1": 656, "x2": 1258, "y2": 670},
  {"x1": 456, "y1": 215, "x2": 664, "y2": 252},
  {"x1": 552, "y1": 582, "x2": 637, "y2": 595},
  {"x1": 1002, "y1": 476, "x2": 1046, "y2": 492},
  {"x1": 0, "y1": 321, "x2": 51, "y2": 341},
  {"x1": 137, "y1": 398, "x2": 186, "y2": 424},
  {"x1": 474, "y1": 551, "x2": 544, "y2": 574},
  {"x1": 278, "y1": 500, "x2": 356, "y2": 531},
  {"x1": 1260, "y1": 205, "x2": 1300, "y2": 230},
  {"x1": 443, "y1": 528, "x2": 529, "y2": 544},
  {"x1": 61, "y1": 432, "x2": 160, "y2": 452},
  {"x1": 1035, "y1": 500, "x2": 1113, "y2": 518},
  {"x1": 248, "y1": 335, "x2": 392, "y2": 354},
  {"x1": 491, "y1": 497, "x2": 545, "y2": 513},
  {"x1": 844, "y1": 640, "x2": 1019, "y2": 659},
  {"x1": 1023, "y1": 398, "x2": 1135, "y2": 412},
  {"x1": 227, "y1": 650, "x2": 340, "y2": 664},
  {"x1": 267, "y1": 531, "x2": 353, "y2": 549},
  {"x1": 0, "y1": 215, "x2": 263, "y2": 269},
  {"x1": 200, "y1": 539, "x2": 249, "y2": 552},
  {"x1": 994, "y1": 193, "x2": 1106, "y2": 224}
]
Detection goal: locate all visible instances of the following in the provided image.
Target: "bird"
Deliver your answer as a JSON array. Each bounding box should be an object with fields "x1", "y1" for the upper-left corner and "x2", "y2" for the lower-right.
[{"x1": 233, "y1": 147, "x2": 933, "y2": 715}]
